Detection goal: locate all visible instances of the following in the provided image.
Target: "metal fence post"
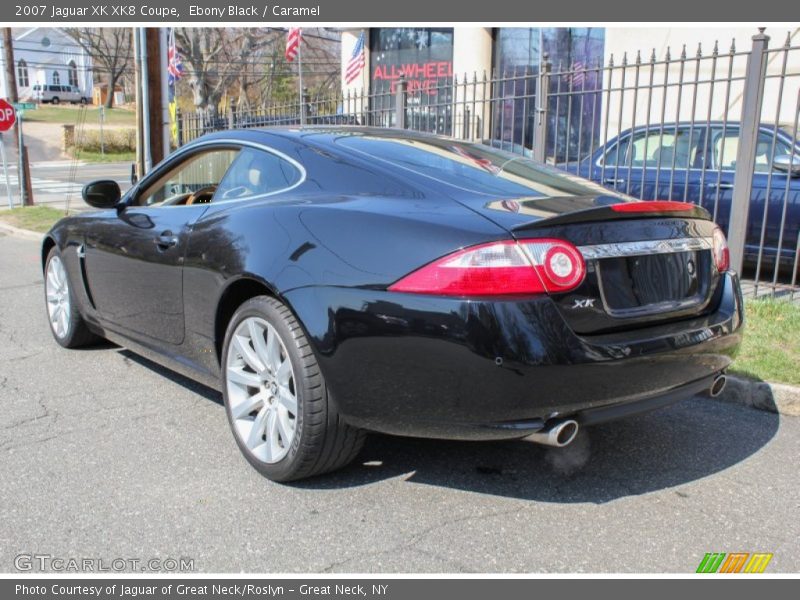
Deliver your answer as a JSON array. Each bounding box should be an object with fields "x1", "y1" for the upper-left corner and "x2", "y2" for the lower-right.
[
  {"x1": 533, "y1": 56, "x2": 551, "y2": 163},
  {"x1": 227, "y1": 107, "x2": 236, "y2": 130},
  {"x1": 302, "y1": 88, "x2": 310, "y2": 125},
  {"x1": 728, "y1": 29, "x2": 770, "y2": 273},
  {"x1": 395, "y1": 76, "x2": 407, "y2": 129}
]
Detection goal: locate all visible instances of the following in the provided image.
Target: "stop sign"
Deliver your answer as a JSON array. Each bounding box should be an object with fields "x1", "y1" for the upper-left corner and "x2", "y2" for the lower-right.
[{"x1": 0, "y1": 98, "x2": 16, "y2": 132}]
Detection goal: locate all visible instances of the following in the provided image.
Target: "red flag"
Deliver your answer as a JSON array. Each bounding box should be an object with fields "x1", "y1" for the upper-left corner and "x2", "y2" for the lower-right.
[{"x1": 285, "y1": 28, "x2": 301, "y2": 62}]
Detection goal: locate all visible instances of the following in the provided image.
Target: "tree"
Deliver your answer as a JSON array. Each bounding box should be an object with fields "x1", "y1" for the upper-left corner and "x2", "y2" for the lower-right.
[
  {"x1": 64, "y1": 28, "x2": 132, "y2": 108},
  {"x1": 175, "y1": 28, "x2": 272, "y2": 118},
  {"x1": 174, "y1": 28, "x2": 342, "y2": 115}
]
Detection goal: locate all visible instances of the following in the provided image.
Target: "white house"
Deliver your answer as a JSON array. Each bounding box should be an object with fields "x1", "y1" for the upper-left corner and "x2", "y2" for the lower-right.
[{"x1": 0, "y1": 28, "x2": 93, "y2": 100}]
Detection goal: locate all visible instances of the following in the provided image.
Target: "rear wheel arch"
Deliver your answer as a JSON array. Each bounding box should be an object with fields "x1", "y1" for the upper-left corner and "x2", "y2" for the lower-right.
[
  {"x1": 41, "y1": 236, "x2": 57, "y2": 272},
  {"x1": 214, "y1": 276, "x2": 282, "y2": 365}
]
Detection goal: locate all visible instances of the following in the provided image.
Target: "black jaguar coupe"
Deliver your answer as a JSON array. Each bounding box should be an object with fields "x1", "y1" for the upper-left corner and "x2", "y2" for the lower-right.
[{"x1": 42, "y1": 127, "x2": 743, "y2": 481}]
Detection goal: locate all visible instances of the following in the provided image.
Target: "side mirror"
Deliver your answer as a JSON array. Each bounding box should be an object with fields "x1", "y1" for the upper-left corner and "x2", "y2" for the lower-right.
[
  {"x1": 82, "y1": 179, "x2": 122, "y2": 209},
  {"x1": 772, "y1": 154, "x2": 800, "y2": 177}
]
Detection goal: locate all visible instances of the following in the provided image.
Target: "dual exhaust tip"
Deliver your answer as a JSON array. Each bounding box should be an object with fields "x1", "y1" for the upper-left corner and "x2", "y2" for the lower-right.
[
  {"x1": 527, "y1": 373, "x2": 727, "y2": 448},
  {"x1": 528, "y1": 373, "x2": 727, "y2": 448}
]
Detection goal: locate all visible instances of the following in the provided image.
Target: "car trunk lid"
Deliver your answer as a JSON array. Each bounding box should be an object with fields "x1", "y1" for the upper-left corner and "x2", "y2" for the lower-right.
[{"x1": 455, "y1": 195, "x2": 722, "y2": 334}]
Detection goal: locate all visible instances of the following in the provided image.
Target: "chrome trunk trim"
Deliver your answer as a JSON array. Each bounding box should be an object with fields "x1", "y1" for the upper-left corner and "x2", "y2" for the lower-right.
[{"x1": 578, "y1": 237, "x2": 713, "y2": 260}]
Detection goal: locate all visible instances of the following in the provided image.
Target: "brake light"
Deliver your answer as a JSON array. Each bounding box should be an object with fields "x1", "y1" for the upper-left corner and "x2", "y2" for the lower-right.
[
  {"x1": 712, "y1": 226, "x2": 730, "y2": 273},
  {"x1": 388, "y1": 239, "x2": 586, "y2": 296},
  {"x1": 610, "y1": 201, "x2": 695, "y2": 213}
]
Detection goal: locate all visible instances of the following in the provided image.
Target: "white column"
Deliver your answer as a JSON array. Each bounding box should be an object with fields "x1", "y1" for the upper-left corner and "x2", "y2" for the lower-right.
[{"x1": 452, "y1": 28, "x2": 493, "y2": 140}]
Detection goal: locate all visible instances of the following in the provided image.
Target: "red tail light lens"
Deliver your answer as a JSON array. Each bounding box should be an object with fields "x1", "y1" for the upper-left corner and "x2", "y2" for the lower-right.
[
  {"x1": 610, "y1": 200, "x2": 696, "y2": 213},
  {"x1": 712, "y1": 226, "x2": 730, "y2": 273},
  {"x1": 388, "y1": 239, "x2": 586, "y2": 297}
]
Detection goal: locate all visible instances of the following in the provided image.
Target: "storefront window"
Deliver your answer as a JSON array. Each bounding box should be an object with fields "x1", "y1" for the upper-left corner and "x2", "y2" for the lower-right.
[
  {"x1": 493, "y1": 28, "x2": 605, "y2": 161},
  {"x1": 370, "y1": 28, "x2": 454, "y2": 131}
]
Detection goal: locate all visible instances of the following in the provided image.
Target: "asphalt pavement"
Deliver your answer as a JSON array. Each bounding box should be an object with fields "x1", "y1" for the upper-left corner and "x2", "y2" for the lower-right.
[{"x1": 0, "y1": 232, "x2": 798, "y2": 573}]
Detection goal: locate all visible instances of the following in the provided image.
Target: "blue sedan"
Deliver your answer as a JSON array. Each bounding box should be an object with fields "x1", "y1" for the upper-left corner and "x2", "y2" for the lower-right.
[{"x1": 565, "y1": 122, "x2": 800, "y2": 270}]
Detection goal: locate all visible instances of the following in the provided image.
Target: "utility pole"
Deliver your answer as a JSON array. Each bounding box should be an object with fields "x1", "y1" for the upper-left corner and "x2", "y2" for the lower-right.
[
  {"x1": 145, "y1": 28, "x2": 164, "y2": 166},
  {"x1": 2, "y1": 27, "x2": 19, "y2": 157},
  {"x1": 2, "y1": 29, "x2": 18, "y2": 104},
  {"x1": 3, "y1": 27, "x2": 32, "y2": 206},
  {"x1": 133, "y1": 27, "x2": 144, "y2": 180}
]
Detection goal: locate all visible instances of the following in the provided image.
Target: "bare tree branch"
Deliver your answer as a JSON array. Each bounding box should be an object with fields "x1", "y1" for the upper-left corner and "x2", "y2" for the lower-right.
[{"x1": 63, "y1": 27, "x2": 132, "y2": 108}]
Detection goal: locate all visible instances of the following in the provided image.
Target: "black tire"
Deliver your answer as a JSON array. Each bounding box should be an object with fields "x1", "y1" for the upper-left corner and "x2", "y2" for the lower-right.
[
  {"x1": 221, "y1": 296, "x2": 365, "y2": 482},
  {"x1": 44, "y1": 247, "x2": 101, "y2": 349},
  {"x1": 51, "y1": 97, "x2": 60, "y2": 105},
  {"x1": 80, "y1": 97, "x2": 87, "y2": 105}
]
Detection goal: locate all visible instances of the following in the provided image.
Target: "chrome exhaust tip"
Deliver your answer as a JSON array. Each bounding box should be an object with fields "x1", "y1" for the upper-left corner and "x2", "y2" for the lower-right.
[
  {"x1": 709, "y1": 374, "x2": 727, "y2": 398},
  {"x1": 528, "y1": 419, "x2": 579, "y2": 448}
]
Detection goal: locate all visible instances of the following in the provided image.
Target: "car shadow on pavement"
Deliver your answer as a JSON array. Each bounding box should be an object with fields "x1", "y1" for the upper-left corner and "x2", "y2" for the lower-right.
[
  {"x1": 296, "y1": 398, "x2": 780, "y2": 503},
  {"x1": 113, "y1": 348, "x2": 780, "y2": 503},
  {"x1": 117, "y1": 349, "x2": 223, "y2": 405}
]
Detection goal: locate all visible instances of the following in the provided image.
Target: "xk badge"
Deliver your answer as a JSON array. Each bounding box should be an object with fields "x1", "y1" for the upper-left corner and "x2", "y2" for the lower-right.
[{"x1": 572, "y1": 298, "x2": 596, "y2": 309}]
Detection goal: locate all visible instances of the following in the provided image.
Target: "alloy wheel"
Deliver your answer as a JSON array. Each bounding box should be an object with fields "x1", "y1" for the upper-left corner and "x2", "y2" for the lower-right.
[
  {"x1": 45, "y1": 256, "x2": 71, "y2": 339},
  {"x1": 225, "y1": 317, "x2": 298, "y2": 464}
]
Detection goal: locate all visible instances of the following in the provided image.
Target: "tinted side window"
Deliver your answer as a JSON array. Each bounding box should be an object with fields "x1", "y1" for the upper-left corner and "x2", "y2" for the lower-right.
[{"x1": 213, "y1": 147, "x2": 302, "y2": 201}]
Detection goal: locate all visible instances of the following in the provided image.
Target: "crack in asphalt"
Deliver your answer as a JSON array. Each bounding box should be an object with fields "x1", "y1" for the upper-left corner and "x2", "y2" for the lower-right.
[{"x1": 321, "y1": 504, "x2": 529, "y2": 572}]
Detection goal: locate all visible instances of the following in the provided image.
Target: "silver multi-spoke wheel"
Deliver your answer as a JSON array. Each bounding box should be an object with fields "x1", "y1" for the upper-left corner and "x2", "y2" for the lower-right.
[
  {"x1": 225, "y1": 317, "x2": 298, "y2": 464},
  {"x1": 45, "y1": 255, "x2": 71, "y2": 339}
]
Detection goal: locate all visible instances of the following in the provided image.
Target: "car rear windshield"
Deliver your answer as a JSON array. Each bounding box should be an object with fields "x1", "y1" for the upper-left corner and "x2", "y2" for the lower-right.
[{"x1": 334, "y1": 133, "x2": 613, "y2": 199}]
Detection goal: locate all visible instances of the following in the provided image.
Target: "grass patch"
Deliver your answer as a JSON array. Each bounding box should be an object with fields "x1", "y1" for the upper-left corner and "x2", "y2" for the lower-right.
[
  {"x1": 21, "y1": 105, "x2": 136, "y2": 126},
  {"x1": 731, "y1": 299, "x2": 800, "y2": 386},
  {"x1": 69, "y1": 149, "x2": 136, "y2": 163},
  {"x1": 0, "y1": 206, "x2": 70, "y2": 233}
]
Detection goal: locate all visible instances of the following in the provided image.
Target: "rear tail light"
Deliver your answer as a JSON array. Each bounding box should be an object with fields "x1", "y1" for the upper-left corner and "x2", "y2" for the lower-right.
[
  {"x1": 388, "y1": 239, "x2": 586, "y2": 297},
  {"x1": 712, "y1": 226, "x2": 730, "y2": 273},
  {"x1": 610, "y1": 200, "x2": 696, "y2": 213}
]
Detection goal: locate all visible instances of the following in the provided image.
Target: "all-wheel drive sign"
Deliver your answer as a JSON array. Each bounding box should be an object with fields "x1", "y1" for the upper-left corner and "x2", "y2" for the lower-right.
[{"x1": 0, "y1": 98, "x2": 16, "y2": 132}]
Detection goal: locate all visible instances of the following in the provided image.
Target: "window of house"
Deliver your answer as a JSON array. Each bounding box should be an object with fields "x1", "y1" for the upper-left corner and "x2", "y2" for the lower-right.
[
  {"x1": 17, "y1": 60, "x2": 29, "y2": 87},
  {"x1": 68, "y1": 61, "x2": 78, "y2": 88},
  {"x1": 52, "y1": 71, "x2": 60, "y2": 85}
]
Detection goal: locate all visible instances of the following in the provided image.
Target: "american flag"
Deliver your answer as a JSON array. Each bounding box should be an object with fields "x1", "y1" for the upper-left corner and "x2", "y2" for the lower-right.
[
  {"x1": 167, "y1": 28, "x2": 183, "y2": 82},
  {"x1": 285, "y1": 27, "x2": 301, "y2": 62},
  {"x1": 345, "y1": 32, "x2": 366, "y2": 85}
]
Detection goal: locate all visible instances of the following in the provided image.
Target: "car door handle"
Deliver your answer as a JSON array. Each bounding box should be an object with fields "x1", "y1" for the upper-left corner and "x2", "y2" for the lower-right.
[
  {"x1": 706, "y1": 182, "x2": 734, "y2": 189},
  {"x1": 154, "y1": 231, "x2": 178, "y2": 249},
  {"x1": 604, "y1": 177, "x2": 625, "y2": 185}
]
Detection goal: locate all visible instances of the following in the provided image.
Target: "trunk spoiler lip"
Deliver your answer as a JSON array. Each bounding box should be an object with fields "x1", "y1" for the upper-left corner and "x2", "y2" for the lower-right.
[{"x1": 508, "y1": 200, "x2": 712, "y2": 230}]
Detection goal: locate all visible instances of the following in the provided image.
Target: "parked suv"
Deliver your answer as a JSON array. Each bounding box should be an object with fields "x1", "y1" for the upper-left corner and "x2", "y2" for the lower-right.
[{"x1": 32, "y1": 84, "x2": 89, "y2": 105}]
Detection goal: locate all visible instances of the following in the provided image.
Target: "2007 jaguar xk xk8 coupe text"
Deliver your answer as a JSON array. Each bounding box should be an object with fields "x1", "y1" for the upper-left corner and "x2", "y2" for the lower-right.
[{"x1": 42, "y1": 127, "x2": 743, "y2": 481}]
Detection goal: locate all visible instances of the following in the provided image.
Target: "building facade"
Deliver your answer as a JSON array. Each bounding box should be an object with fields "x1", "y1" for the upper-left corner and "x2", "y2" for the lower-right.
[
  {"x1": 340, "y1": 27, "x2": 799, "y2": 157},
  {"x1": 0, "y1": 28, "x2": 93, "y2": 101}
]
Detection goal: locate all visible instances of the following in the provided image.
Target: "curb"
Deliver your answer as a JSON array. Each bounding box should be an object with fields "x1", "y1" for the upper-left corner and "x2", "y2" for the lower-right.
[
  {"x1": 0, "y1": 221, "x2": 45, "y2": 242},
  {"x1": 713, "y1": 374, "x2": 800, "y2": 417}
]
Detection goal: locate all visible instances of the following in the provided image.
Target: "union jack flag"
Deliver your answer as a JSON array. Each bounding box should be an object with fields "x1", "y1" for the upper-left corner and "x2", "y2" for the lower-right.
[
  {"x1": 345, "y1": 32, "x2": 366, "y2": 85},
  {"x1": 285, "y1": 27, "x2": 301, "y2": 62},
  {"x1": 167, "y1": 27, "x2": 183, "y2": 83}
]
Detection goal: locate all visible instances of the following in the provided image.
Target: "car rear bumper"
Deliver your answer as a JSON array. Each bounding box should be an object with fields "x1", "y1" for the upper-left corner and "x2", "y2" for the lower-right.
[{"x1": 284, "y1": 271, "x2": 744, "y2": 440}]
